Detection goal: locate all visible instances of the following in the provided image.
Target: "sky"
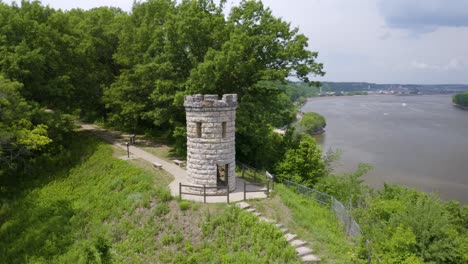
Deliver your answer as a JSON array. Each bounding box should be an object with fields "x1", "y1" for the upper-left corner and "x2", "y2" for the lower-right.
[{"x1": 4, "y1": 0, "x2": 468, "y2": 84}]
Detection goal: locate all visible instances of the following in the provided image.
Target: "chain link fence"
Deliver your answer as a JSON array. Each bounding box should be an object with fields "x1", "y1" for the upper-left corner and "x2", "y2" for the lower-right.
[{"x1": 283, "y1": 179, "x2": 362, "y2": 239}]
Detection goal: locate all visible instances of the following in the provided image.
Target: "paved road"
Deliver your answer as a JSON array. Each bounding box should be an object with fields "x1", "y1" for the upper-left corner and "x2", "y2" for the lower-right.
[{"x1": 78, "y1": 122, "x2": 267, "y2": 203}]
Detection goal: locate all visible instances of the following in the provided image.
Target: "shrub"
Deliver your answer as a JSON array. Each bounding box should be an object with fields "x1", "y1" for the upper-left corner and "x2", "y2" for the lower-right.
[{"x1": 178, "y1": 200, "x2": 191, "y2": 211}]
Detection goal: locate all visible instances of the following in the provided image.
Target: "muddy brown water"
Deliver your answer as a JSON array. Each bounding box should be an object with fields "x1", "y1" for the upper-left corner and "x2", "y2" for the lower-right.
[{"x1": 302, "y1": 95, "x2": 468, "y2": 203}]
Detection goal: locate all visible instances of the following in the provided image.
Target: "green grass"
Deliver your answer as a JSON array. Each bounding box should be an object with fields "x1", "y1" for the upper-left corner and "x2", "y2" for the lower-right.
[
  {"x1": 140, "y1": 144, "x2": 186, "y2": 164},
  {"x1": 250, "y1": 184, "x2": 357, "y2": 263},
  {"x1": 0, "y1": 132, "x2": 299, "y2": 263}
]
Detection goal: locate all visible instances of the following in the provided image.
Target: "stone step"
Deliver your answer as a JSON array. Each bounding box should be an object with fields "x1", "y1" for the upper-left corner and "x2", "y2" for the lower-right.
[
  {"x1": 296, "y1": 246, "x2": 313, "y2": 257},
  {"x1": 280, "y1": 227, "x2": 289, "y2": 233},
  {"x1": 253, "y1": 212, "x2": 262, "y2": 217},
  {"x1": 236, "y1": 202, "x2": 251, "y2": 209},
  {"x1": 290, "y1": 239, "x2": 307, "y2": 248},
  {"x1": 259, "y1": 217, "x2": 275, "y2": 223},
  {"x1": 284, "y1": 233, "x2": 297, "y2": 242},
  {"x1": 245, "y1": 208, "x2": 256, "y2": 213},
  {"x1": 301, "y1": 254, "x2": 320, "y2": 263}
]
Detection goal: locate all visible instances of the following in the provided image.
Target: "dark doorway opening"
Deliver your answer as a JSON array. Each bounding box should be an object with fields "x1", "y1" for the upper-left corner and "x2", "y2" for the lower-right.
[{"x1": 217, "y1": 164, "x2": 228, "y2": 187}]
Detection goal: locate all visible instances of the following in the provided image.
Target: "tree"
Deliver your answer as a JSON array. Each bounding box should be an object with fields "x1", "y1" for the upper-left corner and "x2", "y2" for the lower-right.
[
  {"x1": 0, "y1": 75, "x2": 51, "y2": 175},
  {"x1": 275, "y1": 134, "x2": 326, "y2": 186},
  {"x1": 298, "y1": 112, "x2": 326, "y2": 134}
]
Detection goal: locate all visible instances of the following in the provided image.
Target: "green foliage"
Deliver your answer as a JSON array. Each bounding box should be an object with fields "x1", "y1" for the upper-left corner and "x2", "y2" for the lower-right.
[
  {"x1": 354, "y1": 184, "x2": 468, "y2": 264},
  {"x1": 0, "y1": 0, "x2": 325, "y2": 172},
  {"x1": 236, "y1": 81, "x2": 296, "y2": 169},
  {"x1": 315, "y1": 163, "x2": 372, "y2": 207},
  {"x1": 0, "y1": 2, "x2": 123, "y2": 115},
  {"x1": 281, "y1": 81, "x2": 319, "y2": 102},
  {"x1": 0, "y1": 75, "x2": 74, "y2": 183},
  {"x1": 452, "y1": 91, "x2": 468, "y2": 107},
  {"x1": 0, "y1": 134, "x2": 134, "y2": 262},
  {"x1": 102, "y1": 0, "x2": 323, "y2": 158},
  {"x1": 178, "y1": 200, "x2": 191, "y2": 211},
  {"x1": 298, "y1": 112, "x2": 326, "y2": 134},
  {"x1": 275, "y1": 134, "x2": 326, "y2": 186}
]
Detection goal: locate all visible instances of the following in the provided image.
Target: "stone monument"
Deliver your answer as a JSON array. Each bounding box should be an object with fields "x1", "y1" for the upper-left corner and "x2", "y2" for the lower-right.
[{"x1": 184, "y1": 94, "x2": 237, "y2": 193}]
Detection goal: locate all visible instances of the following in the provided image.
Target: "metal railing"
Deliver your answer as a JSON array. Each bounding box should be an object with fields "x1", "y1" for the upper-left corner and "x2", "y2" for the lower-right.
[
  {"x1": 237, "y1": 162, "x2": 268, "y2": 182},
  {"x1": 179, "y1": 182, "x2": 230, "y2": 203},
  {"x1": 243, "y1": 180, "x2": 271, "y2": 200}
]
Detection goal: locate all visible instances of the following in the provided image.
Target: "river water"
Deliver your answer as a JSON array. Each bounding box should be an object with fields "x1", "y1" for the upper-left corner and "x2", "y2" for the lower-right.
[{"x1": 302, "y1": 95, "x2": 468, "y2": 203}]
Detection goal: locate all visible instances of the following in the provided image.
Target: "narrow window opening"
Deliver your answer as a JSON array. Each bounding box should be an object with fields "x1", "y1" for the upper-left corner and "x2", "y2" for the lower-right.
[
  {"x1": 222, "y1": 122, "x2": 227, "y2": 138},
  {"x1": 196, "y1": 122, "x2": 202, "y2": 138}
]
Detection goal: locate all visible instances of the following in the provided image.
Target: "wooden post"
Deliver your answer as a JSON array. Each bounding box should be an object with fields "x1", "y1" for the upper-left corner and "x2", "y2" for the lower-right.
[
  {"x1": 243, "y1": 181, "x2": 246, "y2": 200},
  {"x1": 226, "y1": 184, "x2": 229, "y2": 204},
  {"x1": 179, "y1": 182, "x2": 182, "y2": 200},
  {"x1": 203, "y1": 185, "x2": 206, "y2": 204},
  {"x1": 242, "y1": 164, "x2": 245, "y2": 178},
  {"x1": 254, "y1": 169, "x2": 256, "y2": 180}
]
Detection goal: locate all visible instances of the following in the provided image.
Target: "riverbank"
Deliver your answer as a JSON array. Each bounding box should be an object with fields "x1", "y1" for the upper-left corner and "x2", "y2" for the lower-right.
[{"x1": 453, "y1": 103, "x2": 468, "y2": 110}]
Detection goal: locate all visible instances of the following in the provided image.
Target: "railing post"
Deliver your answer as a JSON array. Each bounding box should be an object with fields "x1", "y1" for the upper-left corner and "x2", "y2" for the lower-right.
[
  {"x1": 203, "y1": 185, "x2": 206, "y2": 203},
  {"x1": 242, "y1": 164, "x2": 245, "y2": 178},
  {"x1": 266, "y1": 180, "x2": 270, "y2": 198},
  {"x1": 227, "y1": 184, "x2": 229, "y2": 203},
  {"x1": 243, "y1": 181, "x2": 246, "y2": 200},
  {"x1": 272, "y1": 174, "x2": 275, "y2": 190},
  {"x1": 179, "y1": 182, "x2": 182, "y2": 200}
]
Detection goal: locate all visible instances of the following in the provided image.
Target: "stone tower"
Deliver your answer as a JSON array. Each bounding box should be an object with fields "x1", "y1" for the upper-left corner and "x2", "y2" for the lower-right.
[{"x1": 184, "y1": 94, "x2": 237, "y2": 193}]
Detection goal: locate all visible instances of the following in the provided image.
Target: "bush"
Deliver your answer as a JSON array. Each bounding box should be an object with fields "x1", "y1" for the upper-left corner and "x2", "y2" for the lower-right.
[{"x1": 178, "y1": 200, "x2": 191, "y2": 211}]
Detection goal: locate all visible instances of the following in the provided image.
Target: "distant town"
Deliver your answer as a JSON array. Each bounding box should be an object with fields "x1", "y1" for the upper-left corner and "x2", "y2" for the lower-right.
[{"x1": 318, "y1": 82, "x2": 468, "y2": 96}]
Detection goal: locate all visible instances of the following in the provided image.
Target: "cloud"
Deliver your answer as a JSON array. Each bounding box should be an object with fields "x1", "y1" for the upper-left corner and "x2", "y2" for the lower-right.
[
  {"x1": 377, "y1": 0, "x2": 468, "y2": 33},
  {"x1": 410, "y1": 58, "x2": 464, "y2": 71}
]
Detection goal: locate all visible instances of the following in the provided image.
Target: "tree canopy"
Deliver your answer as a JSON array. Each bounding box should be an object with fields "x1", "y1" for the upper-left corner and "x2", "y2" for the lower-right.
[{"x1": 0, "y1": 0, "x2": 324, "y2": 167}]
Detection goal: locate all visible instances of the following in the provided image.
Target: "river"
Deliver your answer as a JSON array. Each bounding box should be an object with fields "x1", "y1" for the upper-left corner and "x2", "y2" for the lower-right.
[{"x1": 302, "y1": 95, "x2": 468, "y2": 203}]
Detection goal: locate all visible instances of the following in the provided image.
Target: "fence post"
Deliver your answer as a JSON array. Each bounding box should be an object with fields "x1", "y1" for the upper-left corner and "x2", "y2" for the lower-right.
[
  {"x1": 179, "y1": 182, "x2": 182, "y2": 200},
  {"x1": 266, "y1": 180, "x2": 270, "y2": 197},
  {"x1": 244, "y1": 181, "x2": 246, "y2": 200},
  {"x1": 203, "y1": 185, "x2": 206, "y2": 204},
  {"x1": 227, "y1": 184, "x2": 229, "y2": 203},
  {"x1": 272, "y1": 174, "x2": 275, "y2": 190},
  {"x1": 242, "y1": 164, "x2": 245, "y2": 178}
]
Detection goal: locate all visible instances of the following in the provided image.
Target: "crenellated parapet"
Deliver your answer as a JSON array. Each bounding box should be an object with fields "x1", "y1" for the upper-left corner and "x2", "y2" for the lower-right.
[{"x1": 184, "y1": 94, "x2": 238, "y2": 109}]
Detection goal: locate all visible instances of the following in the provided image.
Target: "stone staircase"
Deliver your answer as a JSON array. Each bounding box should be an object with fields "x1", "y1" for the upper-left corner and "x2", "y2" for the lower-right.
[{"x1": 236, "y1": 202, "x2": 320, "y2": 263}]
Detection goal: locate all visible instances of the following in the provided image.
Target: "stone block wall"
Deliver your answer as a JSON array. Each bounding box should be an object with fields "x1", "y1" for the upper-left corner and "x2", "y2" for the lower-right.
[{"x1": 184, "y1": 94, "x2": 237, "y2": 193}]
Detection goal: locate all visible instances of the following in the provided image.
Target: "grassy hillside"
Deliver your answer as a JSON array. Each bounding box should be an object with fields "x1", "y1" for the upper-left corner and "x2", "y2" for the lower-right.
[
  {"x1": 0, "y1": 132, "x2": 298, "y2": 263},
  {"x1": 250, "y1": 184, "x2": 356, "y2": 263}
]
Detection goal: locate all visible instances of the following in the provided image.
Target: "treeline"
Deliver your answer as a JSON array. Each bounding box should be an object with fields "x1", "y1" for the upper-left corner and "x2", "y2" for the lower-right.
[
  {"x1": 320, "y1": 82, "x2": 468, "y2": 92},
  {"x1": 0, "y1": 0, "x2": 324, "y2": 182},
  {"x1": 453, "y1": 92, "x2": 468, "y2": 107}
]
